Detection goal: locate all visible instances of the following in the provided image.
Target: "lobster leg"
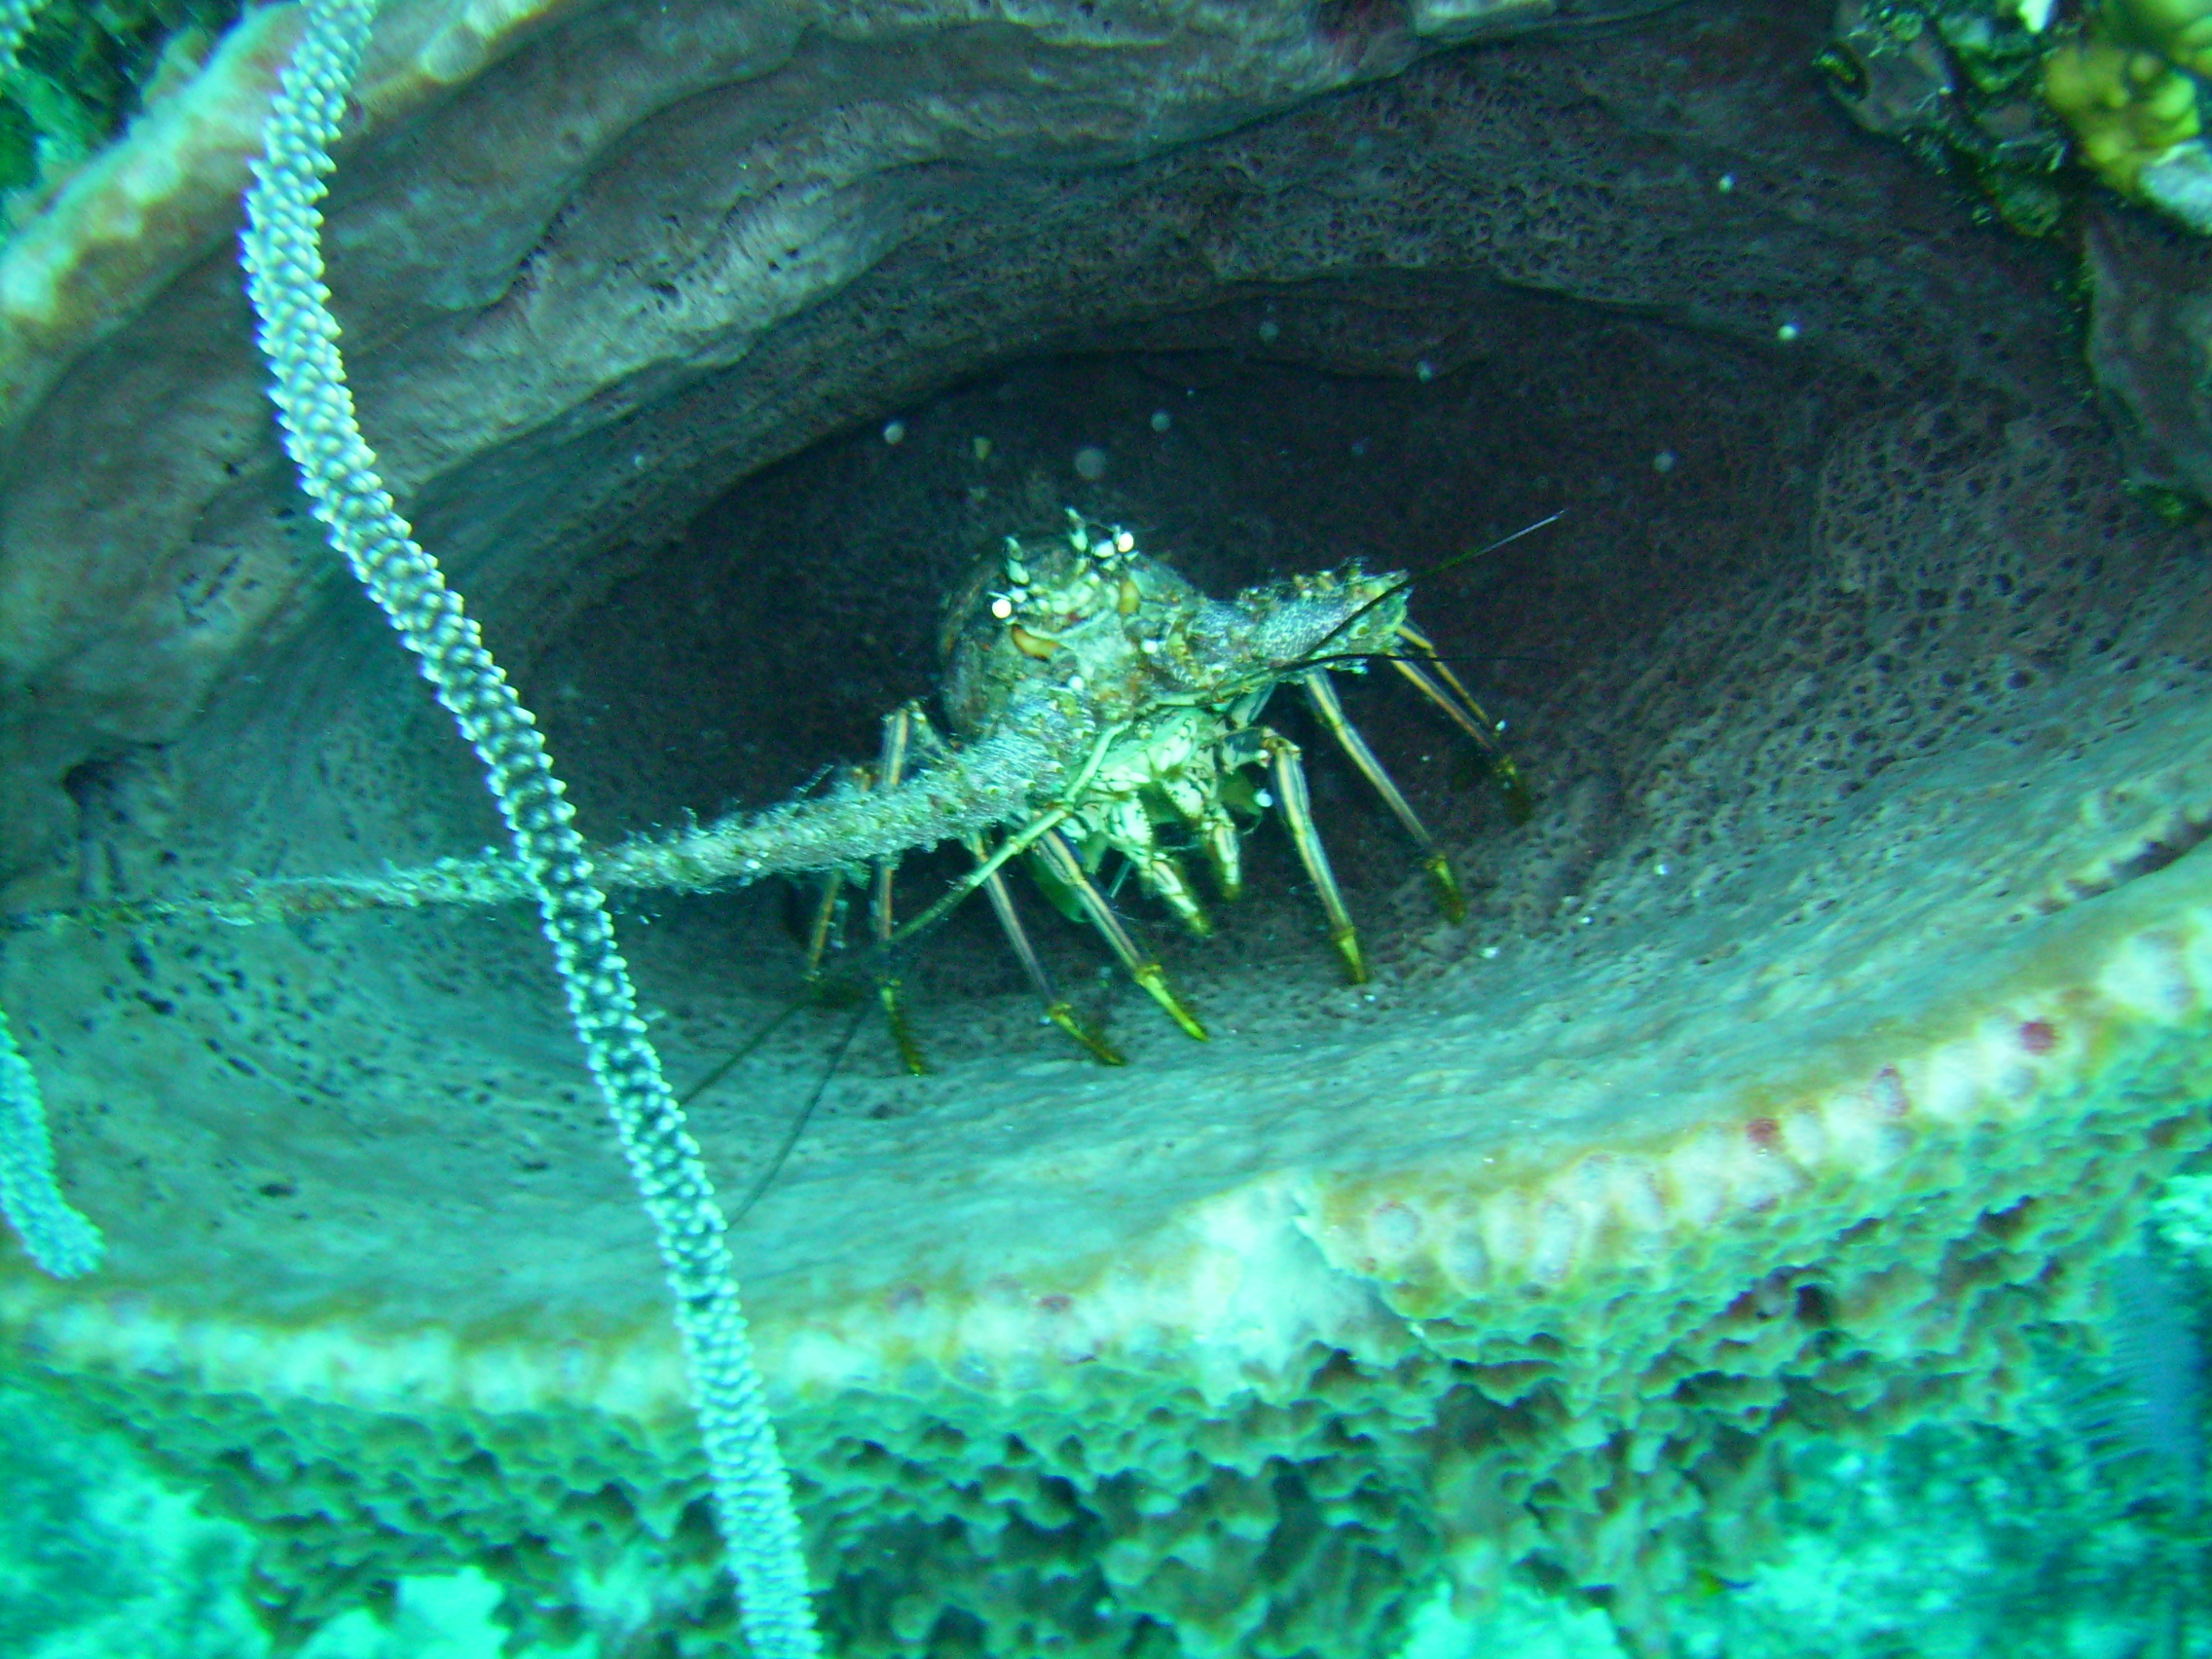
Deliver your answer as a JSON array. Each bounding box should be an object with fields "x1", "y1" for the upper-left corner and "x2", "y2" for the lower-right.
[
  {"x1": 868, "y1": 707, "x2": 929, "y2": 1075},
  {"x1": 1391, "y1": 623, "x2": 1532, "y2": 823},
  {"x1": 965, "y1": 832, "x2": 1124, "y2": 1065},
  {"x1": 801, "y1": 871, "x2": 846, "y2": 982},
  {"x1": 898, "y1": 704, "x2": 1123, "y2": 1064},
  {"x1": 800, "y1": 762, "x2": 869, "y2": 981},
  {"x1": 1032, "y1": 829, "x2": 1209, "y2": 1041},
  {"x1": 1161, "y1": 771, "x2": 1244, "y2": 901},
  {"x1": 1261, "y1": 730, "x2": 1368, "y2": 985},
  {"x1": 877, "y1": 720, "x2": 1124, "y2": 954},
  {"x1": 1102, "y1": 798, "x2": 1213, "y2": 937},
  {"x1": 1300, "y1": 671, "x2": 1465, "y2": 923}
]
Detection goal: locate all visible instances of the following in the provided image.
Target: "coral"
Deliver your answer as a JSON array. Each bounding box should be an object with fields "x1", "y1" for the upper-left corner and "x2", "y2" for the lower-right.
[
  {"x1": 0, "y1": 0, "x2": 245, "y2": 204},
  {"x1": 2110, "y1": 0, "x2": 2212, "y2": 76},
  {"x1": 1818, "y1": 0, "x2": 2072, "y2": 237},
  {"x1": 232, "y1": 0, "x2": 817, "y2": 1650},
  {"x1": 2042, "y1": 27, "x2": 2202, "y2": 197},
  {"x1": 1817, "y1": 0, "x2": 2212, "y2": 234},
  {"x1": 2147, "y1": 1170, "x2": 2212, "y2": 1258},
  {"x1": 2009, "y1": 0, "x2": 2212, "y2": 226},
  {"x1": 0, "y1": 0, "x2": 50, "y2": 74}
]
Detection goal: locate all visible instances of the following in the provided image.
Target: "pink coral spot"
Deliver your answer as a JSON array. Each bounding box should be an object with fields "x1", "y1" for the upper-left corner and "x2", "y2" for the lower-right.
[
  {"x1": 1037, "y1": 1294, "x2": 1073, "y2": 1315},
  {"x1": 1872, "y1": 1065, "x2": 1909, "y2": 1118},
  {"x1": 1746, "y1": 1117, "x2": 1781, "y2": 1150},
  {"x1": 2018, "y1": 1019, "x2": 2057, "y2": 1055},
  {"x1": 1372, "y1": 1199, "x2": 1421, "y2": 1251}
]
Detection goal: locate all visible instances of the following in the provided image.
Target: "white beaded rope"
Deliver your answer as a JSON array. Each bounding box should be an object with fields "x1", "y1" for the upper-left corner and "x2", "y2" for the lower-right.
[
  {"x1": 0, "y1": 4, "x2": 103, "y2": 1283},
  {"x1": 237, "y1": 2, "x2": 820, "y2": 1651},
  {"x1": 0, "y1": 1004, "x2": 102, "y2": 1278}
]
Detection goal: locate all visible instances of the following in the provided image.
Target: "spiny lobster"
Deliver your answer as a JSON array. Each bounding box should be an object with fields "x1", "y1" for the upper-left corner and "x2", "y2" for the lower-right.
[{"x1": 5, "y1": 510, "x2": 1528, "y2": 1067}]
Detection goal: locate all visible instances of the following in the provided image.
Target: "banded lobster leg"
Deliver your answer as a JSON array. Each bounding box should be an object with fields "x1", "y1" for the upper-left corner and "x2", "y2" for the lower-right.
[
  {"x1": 964, "y1": 831, "x2": 1126, "y2": 1064},
  {"x1": 799, "y1": 777, "x2": 861, "y2": 985},
  {"x1": 895, "y1": 704, "x2": 1135, "y2": 1063},
  {"x1": 799, "y1": 719, "x2": 932, "y2": 1073},
  {"x1": 1389, "y1": 622, "x2": 1533, "y2": 824},
  {"x1": 867, "y1": 709, "x2": 932, "y2": 1074},
  {"x1": 1299, "y1": 670, "x2": 1466, "y2": 923},
  {"x1": 1248, "y1": 729, "x2": 1369, "y2": 986},
  {"x1": 1029, "y1": 829, "x2": 1210, "y2": 1042}
]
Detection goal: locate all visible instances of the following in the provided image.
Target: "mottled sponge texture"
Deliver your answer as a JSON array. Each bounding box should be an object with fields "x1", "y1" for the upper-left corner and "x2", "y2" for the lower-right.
[{"x1": 8, "y1": 381, "x2": 2212, "y2": 1656}]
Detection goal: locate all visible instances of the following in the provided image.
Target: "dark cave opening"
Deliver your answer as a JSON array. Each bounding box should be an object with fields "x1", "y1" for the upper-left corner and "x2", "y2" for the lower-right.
[{"x1": 506, "y1": 283, "x2": 1845, "y2": 1088}]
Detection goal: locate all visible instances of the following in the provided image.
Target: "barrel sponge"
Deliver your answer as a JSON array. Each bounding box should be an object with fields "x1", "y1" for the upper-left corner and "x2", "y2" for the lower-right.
[
  {"x1": 6, "y1": 826, "x2": 2212, "y2": 1658},
  {"x1": 3, "y1": 21, "x2": 2212, "y2": 1647},
  {"x1": 5, "y1": 397, "x2": 2212, "y2": 1651}
]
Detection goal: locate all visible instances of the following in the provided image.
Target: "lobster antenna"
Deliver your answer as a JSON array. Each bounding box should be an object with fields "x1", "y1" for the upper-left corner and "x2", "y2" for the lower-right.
[
  {"x1": 1294, "y1": 646, "x2": 1570, "y2": 675},
  {"x1": 688, "y1": 848, "x2": 1011, "y2": 1218},
  {"x1": 677, "y1": 875, "x2": 972, "y2": 1212},
  {"x1": 725, "y1": 993, "x2": 872, "y2": 1225},
  {"x1": 678, "y1": 999, "x2": 810, "y2": 1108},
  {"x1": 1292, "y1": 508, "x2": 1566, "y2": 671}
]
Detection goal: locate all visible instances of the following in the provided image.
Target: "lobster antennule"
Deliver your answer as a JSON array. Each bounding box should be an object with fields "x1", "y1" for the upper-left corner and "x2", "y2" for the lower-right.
[
  {"x1": 632, "y1": 720, "x2": 1063, "y2": 887},
  {"x1": 0, "y1": 715, "x2": 1071, "y2": 940}
]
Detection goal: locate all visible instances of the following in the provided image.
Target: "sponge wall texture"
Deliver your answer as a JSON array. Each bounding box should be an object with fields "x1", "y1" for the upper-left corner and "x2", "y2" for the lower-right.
[{"x1": 5, "y1": 382, "x2": 2209, "y2": 1656}]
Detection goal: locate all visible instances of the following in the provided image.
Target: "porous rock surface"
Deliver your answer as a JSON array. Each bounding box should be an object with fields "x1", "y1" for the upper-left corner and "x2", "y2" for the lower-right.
[
  {"x1": 2084, "y1": 203, "x2": 2212, "y2": 503},
  {"x1": 3, "y1": 1, "x2": 2212, "y2": 1657}
]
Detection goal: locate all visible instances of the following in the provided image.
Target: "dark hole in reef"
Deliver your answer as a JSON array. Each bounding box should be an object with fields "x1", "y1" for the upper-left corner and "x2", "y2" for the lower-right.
[
  {"x1": 2100, "y1": 823, "x2": 2212, "y2": 890},
  {"x1": 2035, "y1": 814, "x2": 2212, "y2": 916},
  {"x1": 515, "y1": 292, "x2": 1837, "y2": 1081}
]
